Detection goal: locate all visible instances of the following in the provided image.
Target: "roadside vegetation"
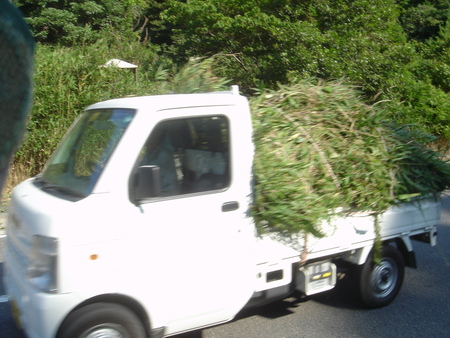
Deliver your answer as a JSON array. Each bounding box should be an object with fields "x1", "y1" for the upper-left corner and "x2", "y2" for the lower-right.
[{"x1": 6, "y1": 1, "x2": 450, "y2": 234}]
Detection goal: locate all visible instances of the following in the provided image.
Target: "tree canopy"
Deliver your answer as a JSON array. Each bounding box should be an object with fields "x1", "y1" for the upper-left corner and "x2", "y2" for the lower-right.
[{"x1": 14, "y1": 0, "x2": 149, "y2": 44}]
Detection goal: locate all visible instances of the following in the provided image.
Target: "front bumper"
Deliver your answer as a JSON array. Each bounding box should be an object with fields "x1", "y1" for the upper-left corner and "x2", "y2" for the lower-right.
[{"x1": 4, "y1": 252, "x2": 78, "y2": 338}]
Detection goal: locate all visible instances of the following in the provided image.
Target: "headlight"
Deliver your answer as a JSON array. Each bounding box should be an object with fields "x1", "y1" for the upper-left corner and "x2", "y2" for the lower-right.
[{"x1": 28, "y1": 235, "x2": 58, "y2": 293}]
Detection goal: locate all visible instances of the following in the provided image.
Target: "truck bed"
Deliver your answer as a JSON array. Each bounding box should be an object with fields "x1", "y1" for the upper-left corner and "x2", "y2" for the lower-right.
[
  {"x1": 253, "y1": 195, "x2": 440, "y2": 295},
  {"x1": 258, "y1": 195, "x2": 441, "y2": 265}
]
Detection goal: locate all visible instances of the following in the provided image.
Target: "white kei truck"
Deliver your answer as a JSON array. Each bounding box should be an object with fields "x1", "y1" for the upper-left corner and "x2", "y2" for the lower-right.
[{"x1": 4, "y1": 86, "x2": 441, "y2": 338}]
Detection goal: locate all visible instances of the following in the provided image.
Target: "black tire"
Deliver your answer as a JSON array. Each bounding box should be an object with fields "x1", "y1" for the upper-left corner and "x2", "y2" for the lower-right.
[
  {"x1": 57, "y1": 303, "x2": 146, "y2": 338},
  {"x1": 358, "y1": 245, "x2": 405, "y2": 308}
]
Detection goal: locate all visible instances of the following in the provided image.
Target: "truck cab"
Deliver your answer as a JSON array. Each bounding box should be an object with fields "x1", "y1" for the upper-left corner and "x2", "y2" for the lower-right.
[{"x1": 5, "y1": 87, "x2": 264, "y2": 337}]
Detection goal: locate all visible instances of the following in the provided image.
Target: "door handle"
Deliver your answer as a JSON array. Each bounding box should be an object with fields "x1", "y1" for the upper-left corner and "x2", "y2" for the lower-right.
[{"x1": 222, "y1": 201, "x2": 239, "y2": 212}]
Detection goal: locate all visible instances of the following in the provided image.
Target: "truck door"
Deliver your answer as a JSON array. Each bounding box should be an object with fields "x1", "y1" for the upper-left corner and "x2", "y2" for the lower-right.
[{"x1": 130, "y1": 111, "x2": 256, "y2": 333}]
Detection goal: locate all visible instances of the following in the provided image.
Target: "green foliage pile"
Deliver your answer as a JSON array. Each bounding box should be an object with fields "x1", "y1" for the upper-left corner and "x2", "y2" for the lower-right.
[{"x1": 251, "y1": 80, "x2": 450, "y2": 235}]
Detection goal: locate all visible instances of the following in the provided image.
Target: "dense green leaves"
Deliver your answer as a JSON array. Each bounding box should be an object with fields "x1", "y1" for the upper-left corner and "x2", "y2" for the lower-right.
[
  {"x1": 158, "y1": 0, "x2": 450, "y2": 137},
  {"x1": 161, "y1": 0, "x2": 408, "y2": 91},
  {"x1": 251, "y1": 80, "x2": 450, "y2": 234},
  {"x1": 162, "y1": 0, "x2": 325, "y2": 88},
  {"x1": 400, "y1": 0, "x2": 450, "y2": 41},
  {"x1": 15, "y1": 0, "x2": 148, "y2": 44}
]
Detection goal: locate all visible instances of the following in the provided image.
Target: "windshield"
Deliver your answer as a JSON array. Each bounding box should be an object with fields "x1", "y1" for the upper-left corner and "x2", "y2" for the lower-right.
[{"x1": 37, "y1": 109, "x2": 135, "y2": 198}]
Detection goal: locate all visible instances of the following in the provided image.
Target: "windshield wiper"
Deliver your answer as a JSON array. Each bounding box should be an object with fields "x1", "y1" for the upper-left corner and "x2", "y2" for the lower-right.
[{"x1": 34, "y1": 177, "x2": 85, "y2": 198}]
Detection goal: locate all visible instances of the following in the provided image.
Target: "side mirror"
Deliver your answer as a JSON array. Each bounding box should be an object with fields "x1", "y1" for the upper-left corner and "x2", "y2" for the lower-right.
[{"x1": 132, "y1": 165, "x2": 161, "y2": 203}]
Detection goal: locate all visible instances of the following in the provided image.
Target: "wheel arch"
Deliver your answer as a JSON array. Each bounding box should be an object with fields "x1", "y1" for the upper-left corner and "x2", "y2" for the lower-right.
[
  {"x1": 56, "y1": 293, "x2": 152, "y2": 337},
  {"x1": 384, "y1": 236, "x2": 417, "y2": 269}
]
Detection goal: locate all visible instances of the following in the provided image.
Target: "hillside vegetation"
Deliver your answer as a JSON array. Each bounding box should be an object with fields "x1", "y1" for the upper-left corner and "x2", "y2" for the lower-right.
[{"x1": 7, "y1": 0, "x2": 450, "y2": 214}]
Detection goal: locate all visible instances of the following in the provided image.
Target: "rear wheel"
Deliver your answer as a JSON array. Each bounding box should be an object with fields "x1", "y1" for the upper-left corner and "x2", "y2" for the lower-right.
[
  {"x1": 359, "y1": 245, "x2": 405, "y2": 308},
  {"x1": 57, "y1": 303, "x2": 146, "y2": 338}
]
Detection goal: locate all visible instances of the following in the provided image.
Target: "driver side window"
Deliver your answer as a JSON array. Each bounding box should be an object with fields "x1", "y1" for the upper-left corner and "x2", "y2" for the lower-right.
[{"x1": 137, "y1": 116, "x2": 230, "y2": 197}]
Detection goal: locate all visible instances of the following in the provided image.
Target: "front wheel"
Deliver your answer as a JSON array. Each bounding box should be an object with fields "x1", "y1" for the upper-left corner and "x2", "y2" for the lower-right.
[
  {"x1": 57, "y1": 303, "x2": 146, "y2": 338},
  {"x1": 358, "y1": 245, "x2": 405, "y2": 308}
]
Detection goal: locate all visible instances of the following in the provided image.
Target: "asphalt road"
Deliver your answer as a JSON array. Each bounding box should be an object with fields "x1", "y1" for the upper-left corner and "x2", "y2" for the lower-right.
[{"x1": 1, "y1": 198, "x2": 449, "y2": 338}]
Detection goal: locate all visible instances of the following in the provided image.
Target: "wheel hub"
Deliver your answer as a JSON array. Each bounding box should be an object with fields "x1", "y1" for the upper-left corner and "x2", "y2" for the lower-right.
[
  {"x1": 371, "y1": 258, "x2": 398, "y2": 298},
  {"x1": 83, "y1": 324, "x2": 128, "y2": 338}
]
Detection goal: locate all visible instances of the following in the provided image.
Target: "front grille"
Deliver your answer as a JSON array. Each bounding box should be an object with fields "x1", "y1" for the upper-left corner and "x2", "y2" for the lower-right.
[{"x1": 6, "y1": 215, "x2": 30, "y2": 277}]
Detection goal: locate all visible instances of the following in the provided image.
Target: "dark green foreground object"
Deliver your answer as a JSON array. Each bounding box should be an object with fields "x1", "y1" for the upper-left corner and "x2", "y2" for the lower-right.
[{"x1": 0, "y1": 0, "x2": 35, "y2": 195}]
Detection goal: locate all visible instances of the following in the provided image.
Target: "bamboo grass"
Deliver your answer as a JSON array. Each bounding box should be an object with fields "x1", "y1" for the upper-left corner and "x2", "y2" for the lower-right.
[{"x1": 251, "y1": 80, "x2": 450, "y2": 235}]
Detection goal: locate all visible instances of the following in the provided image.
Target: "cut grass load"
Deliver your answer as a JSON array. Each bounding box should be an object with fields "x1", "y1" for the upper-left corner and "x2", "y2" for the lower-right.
[{"x1": 251, "y1": 80, "x2": 450, "y2": 235}]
